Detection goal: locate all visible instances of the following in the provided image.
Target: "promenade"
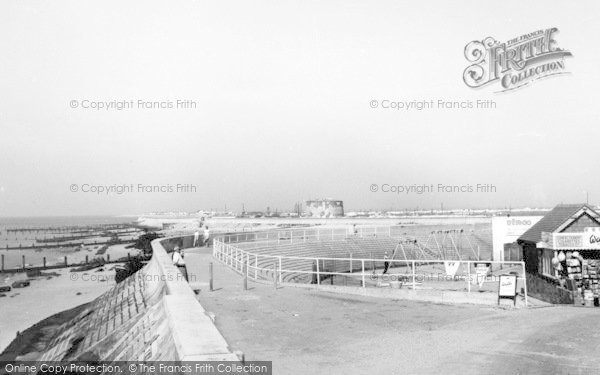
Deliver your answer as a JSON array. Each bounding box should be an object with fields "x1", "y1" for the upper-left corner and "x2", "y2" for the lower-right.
[{"x1": 185, "y1": 247, "x2": 600, "y2": 374}]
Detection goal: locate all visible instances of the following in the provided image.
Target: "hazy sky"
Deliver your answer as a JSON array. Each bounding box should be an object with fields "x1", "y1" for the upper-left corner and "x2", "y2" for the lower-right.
[{"x1": 1, "y1": 0, "x2": 599, "y2": 216}]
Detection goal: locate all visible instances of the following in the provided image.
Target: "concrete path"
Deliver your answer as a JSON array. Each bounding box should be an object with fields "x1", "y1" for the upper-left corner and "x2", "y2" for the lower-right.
[{"x1": 185, "y1": 247, "x2": 600, "y2": 375}]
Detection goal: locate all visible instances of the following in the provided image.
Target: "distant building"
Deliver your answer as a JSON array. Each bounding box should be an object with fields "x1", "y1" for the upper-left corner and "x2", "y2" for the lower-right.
[{"x1": 304, "y1": 199, "x2": 344, "y2": 218}]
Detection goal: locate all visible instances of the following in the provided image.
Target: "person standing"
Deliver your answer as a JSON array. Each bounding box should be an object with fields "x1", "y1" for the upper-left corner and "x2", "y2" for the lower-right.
[
  {"x1": 172, "y1": 246, "x2": 188, "y2": 281},
  {"x1": 383, "y1": 251, "x2": 390, "y2": 274},
  {"x1": 193, "y1": 230, "x2": 200, "y2": 247},
  {"x1": 203, "y1": 226, "x2": 211, "y2": 247}
]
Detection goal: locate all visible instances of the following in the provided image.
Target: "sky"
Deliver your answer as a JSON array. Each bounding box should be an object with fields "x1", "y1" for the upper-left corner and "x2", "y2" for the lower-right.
[{"x1": 0, "y1": 0, "x2": 599, "y2": 216}]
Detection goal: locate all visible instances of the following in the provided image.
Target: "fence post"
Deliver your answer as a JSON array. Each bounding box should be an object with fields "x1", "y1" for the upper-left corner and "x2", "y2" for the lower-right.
[
  {"x1": 316, "y1": 258, "x2": 320, "y2": 286},
  {"x1": 522, "y1": 262, "x2": 528, "y2": 307},
  {"x1": 22, "y1": 255, "x2": 25, "y2": 269},
  {"x1": 273, "y1": 260, "x2": 278, "y2": 290},
  {"x1": 467, "y1": 261, "x2": 471, "y2": 293},
  {"x1": 64, "y1": 256, "x2": 68, "y2": 267},
  {"x1": 278, "y1": 256, "x2": 282, "y2": 284},
  {"x1": 209, "y1": 262, "x2": 214, "y2": 291},
  {"x1": 246, "y1": 252, "x2": 250, "y2": 281},
  {"x1": 239, "y1": 249, "x2": 243, "y2": 272},
  {"x1": 361, "y1": 260, "x2": 365, "y2": 287},
  {"x1": 350, "y1": 253, "x2": 353, "y2": 273},
  {"x1": 411, "y1": 260, "x2": 416, "y2": 290},
  {"x1": 85, "y1": 255, "x2": 89, "y2": 264},
  {"x1": 243, "y1": 258, "x2": 248, "y2": 291},
  {"x1": 1, "y1": 254, "x2": 3, "y2": 271},
  {"x1": 43, "y1": 257, "x2": 46, "y2": 269}
]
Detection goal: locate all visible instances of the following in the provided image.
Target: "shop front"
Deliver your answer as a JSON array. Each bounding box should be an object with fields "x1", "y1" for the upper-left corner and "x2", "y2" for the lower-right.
[
  {"x1": 518, "y1": 204, "x2": 600, "y2": 306},
  {"x1": 537, "y1": 229, "x2": 600, "y2": 306}
]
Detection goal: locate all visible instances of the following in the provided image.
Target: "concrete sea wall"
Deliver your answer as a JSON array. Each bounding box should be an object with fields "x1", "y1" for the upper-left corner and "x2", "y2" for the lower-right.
[{"x1": 37, "y1": 236, "x2": 237, "y2": 361}]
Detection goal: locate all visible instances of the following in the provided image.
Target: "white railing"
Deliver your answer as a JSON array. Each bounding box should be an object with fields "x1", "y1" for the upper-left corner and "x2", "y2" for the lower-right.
[
  {"x1": 212, "y1": 226, "x2": 528, "y2": 305},
  {"x1": 217, "y1": 225, "x2": 411, "y2": 245}
]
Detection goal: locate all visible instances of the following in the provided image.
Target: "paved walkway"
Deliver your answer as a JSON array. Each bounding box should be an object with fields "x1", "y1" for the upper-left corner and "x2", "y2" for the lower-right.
[{"x1": 185, "y1": 247, "x2": 600, "y2": 375}]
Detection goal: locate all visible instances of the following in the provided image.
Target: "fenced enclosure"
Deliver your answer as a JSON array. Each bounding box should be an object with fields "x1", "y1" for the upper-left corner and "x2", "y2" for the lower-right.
[{"x1": 213, "y1": 226, "x2": 528, "y2": 305}]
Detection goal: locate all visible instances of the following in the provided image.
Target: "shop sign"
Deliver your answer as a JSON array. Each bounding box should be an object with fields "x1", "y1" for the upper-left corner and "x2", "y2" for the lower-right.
[{"x1": 552, "y1": 233, "x2": 600, "y2": 250}]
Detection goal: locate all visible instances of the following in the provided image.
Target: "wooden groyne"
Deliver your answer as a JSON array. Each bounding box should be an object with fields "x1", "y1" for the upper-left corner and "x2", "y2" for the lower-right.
[
  {"x1": 1, "y1": 239, "x2": 133, "y2": 250},
  {"x1": 4, "y1": 224, "x2": 136, "y2": 233},
  {"x1": 0, "y1": 252, "x2": 140, "y2": 274}
]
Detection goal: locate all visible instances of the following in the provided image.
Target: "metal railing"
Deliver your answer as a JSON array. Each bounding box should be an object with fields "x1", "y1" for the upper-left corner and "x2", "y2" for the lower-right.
[{"x1": 212, "y1": 226, "x2": 528, "y2": 305}]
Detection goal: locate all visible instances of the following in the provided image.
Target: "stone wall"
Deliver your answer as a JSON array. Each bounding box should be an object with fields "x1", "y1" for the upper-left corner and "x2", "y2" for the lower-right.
[{"x1": 526, "y1": 273, "x2": 574, "y2": 305}]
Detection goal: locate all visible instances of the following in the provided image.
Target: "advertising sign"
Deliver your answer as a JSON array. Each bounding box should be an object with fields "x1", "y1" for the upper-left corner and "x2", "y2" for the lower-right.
[
  {"x1": 549, "y1": 230, "x2": 600, "y2": 250},
  {"x1": 498, "y1": 274, "x2": 518, "y2": 306},
  {"x1": 498, "y1": 274, "x2": 517, "y2": 297},
  {"x1": 492, "y1": 216, "x2": 543, "y2": 261},
  {"x1": 444, "y1": 261, "x2": 460, "y2": 277},
  {"x1": 473, "y1": 262, "x2": 491, "y2": 287}
]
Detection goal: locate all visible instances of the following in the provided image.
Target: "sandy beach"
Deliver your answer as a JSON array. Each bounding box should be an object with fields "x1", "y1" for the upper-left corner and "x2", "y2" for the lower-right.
[{"x1": 0, "y1": 265, "x2": 123, "y2": 352}]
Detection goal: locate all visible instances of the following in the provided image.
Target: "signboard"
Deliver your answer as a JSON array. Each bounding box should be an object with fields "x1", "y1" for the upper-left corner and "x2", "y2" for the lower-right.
[
  {"x1": 444, "y1": 261, "x2": 460, "y2": 277},
  {"x1": 498, "y1": 274, "x2": 518, "y2": 306},
  {"x1": 473, "y1": 262, "x2": 490, "y2": 287},
  {"x1": 547, "y1": 229, "x2": 600, "y2": 250},
  {"x1": 492, "y1": 216, "x2": 543, "y2": 262},
  {"x1": 554, "y1": 234, "x2": 584, "y2": 248}
]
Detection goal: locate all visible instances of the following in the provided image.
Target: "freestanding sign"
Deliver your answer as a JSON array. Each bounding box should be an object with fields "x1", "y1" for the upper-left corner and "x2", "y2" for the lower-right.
[{"x1": 498, "y1": 274, "x2": 518, "y2": 306}]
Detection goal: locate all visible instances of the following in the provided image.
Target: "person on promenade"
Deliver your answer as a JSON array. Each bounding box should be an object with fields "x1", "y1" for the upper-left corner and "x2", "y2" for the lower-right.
[
  {"x1": 383, "y1": 251, "x2": 390, "y2": 274},
  {"x1": 172, "y1": 246, "x2": 188, "y2": 281},
  {"x1": 203, "y1": 226, "x2": 211, "y2": 247}
]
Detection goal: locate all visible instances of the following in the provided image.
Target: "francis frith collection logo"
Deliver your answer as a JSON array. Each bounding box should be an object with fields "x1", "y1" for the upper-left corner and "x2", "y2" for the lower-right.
[{"x1": 463, "y1": 28, "x2": 572, "y2": 92}]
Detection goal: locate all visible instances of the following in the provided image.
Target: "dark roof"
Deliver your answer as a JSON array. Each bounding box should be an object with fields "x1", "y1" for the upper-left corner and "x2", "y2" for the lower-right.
[{"x1": 518, "y1": 204, "x2": 598, "y2": 244}]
